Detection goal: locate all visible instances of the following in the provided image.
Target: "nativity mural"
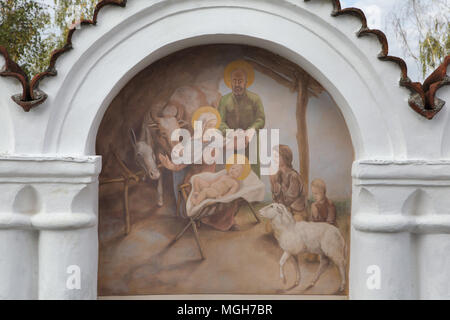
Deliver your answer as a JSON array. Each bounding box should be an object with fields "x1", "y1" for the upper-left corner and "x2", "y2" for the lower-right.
[{"x1": 96, "y1": 44, "x2": 354, "y2": 296}]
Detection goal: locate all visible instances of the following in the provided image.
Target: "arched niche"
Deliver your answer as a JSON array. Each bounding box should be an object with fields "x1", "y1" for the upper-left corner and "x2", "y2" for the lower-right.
[
  {"x1": 95, "y1": 43, "x2": 355, "y2": 296},
  {"x1": 13, "y1": 186, "x2": 41, "y2": 215},
  {"x1": 402, "y1": 189, "x2": 435, "y2": 217}
]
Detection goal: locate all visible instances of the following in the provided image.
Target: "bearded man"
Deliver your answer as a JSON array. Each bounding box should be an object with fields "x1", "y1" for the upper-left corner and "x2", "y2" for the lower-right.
[{"x1": 218, "y1": 61, "x2": 266, "y2": 177}]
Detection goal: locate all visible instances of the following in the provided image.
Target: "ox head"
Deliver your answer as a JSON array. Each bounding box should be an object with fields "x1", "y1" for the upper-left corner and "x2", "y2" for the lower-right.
[
  {"x1": 130, "y1": 128, "x2": 161, "y2": 180},
  {"x1": 147, "y1": 115, "x2": 189, "y2": 154}
]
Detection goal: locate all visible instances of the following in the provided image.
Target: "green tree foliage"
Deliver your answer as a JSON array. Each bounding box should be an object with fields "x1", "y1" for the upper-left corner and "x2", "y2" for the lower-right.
[
  {"x1": 51, "y1": 0, "x2": 98, "y2": 51},
  {"x1": 0, "y1": 0, "x2": 98, "y2": 79},
  {"x1": 1, "y1": 0, "x2": 447, "y2": 81},
  {"x1": 390, "y1": 0, "x2": 450, "y2": 79},
  {"x1": 0, "y1": 0, "x2": 52, "y2": 78},
  {"x1": 419, "y1": 22, "x2": 450, "y2": 76}
]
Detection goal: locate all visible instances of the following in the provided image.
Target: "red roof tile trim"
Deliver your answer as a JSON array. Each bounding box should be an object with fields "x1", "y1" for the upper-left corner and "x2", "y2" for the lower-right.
[
  {"x1": 0, "y1": 0, "x2": 127, "y2": 111},
  {"x1": 319, "y1": 0, "x2": 450, "y2": 119}
]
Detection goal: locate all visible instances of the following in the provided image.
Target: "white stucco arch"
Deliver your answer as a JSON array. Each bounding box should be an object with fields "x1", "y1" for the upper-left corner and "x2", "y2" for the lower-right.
[{"x1": 37, "y1": 0, "x2": 410, "y2": 160}]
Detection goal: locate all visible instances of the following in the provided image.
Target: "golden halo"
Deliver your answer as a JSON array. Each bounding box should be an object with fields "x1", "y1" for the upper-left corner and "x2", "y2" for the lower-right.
[
  {"x1": 191, "y1": 106, "x2": 221, "y2": 129},
  {"x1": 225, "y1": 154, "x2": 252, "y2": 181},
  {"x1": 224, "y1": 60, "x2": 255, "y2": 89}
]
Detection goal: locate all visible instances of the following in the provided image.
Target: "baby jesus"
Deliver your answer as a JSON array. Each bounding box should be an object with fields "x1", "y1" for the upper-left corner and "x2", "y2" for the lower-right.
[{"x1": 190, "y1": 164, "x2": 244, "y2": 206}]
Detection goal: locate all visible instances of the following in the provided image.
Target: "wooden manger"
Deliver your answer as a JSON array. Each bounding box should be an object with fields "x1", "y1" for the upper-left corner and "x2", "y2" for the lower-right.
[{"x1": 99, "y1": 149, "x2": 147, "y2": 235}]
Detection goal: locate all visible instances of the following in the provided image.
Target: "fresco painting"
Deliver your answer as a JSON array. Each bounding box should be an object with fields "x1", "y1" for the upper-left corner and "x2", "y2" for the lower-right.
[{"x1": 96, "y1": 45, "x2": 353, "y2": 296}]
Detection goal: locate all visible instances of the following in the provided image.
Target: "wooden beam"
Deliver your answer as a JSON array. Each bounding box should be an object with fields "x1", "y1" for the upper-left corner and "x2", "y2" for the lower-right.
[
  {"x1": 308, "y1": 77, "x2": 325, "y2": 98},
  {"x1": 246, "y1": 60, "x2": 297, "y2": 92},
  {"x1": 124, "y1": 179, "x2": 131, "y2": 235},
  {"x1": 243, "y1": 47, "x2": 325, "y2": 96},
  {"x1": 296, "y1": 73, "x2": 310, "y2": 199},
  {"x1": 100, "y1": 177, "x2": 126, "y2": 185},
  {"x1": 243, "y1": 46, "x2": 300, "y2": 80},
  {"x1": 112, "y1": 148, "x2": 139, "y2": 182}
]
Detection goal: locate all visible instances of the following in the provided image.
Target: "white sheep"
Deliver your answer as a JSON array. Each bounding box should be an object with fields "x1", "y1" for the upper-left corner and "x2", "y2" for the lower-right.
[{"x1": 259, "y1": 203, "x2": 346, "y2": 292}]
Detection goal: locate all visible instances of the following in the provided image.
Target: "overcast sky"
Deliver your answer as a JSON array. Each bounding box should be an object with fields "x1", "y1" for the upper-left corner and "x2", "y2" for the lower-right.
[
  {"x1": 341, "y1": 0, "x2": 420, "y2": 79},
  {"x1": 341, "y1": 0, "x2": 449, "y2": 81}
]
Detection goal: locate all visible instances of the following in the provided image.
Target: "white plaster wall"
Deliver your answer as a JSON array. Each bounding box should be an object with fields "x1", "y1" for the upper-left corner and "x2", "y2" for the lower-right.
[{"x1": 0, "y1": 0, "x2": 449, "y2": 299}]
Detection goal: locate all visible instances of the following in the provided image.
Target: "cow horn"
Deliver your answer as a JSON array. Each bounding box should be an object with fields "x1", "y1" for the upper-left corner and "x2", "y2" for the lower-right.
[
  {"x1": 176, "y1": 107, "x2": 185, "y2": 121},
  {"x1": 130, "y1": 128, "x2": 138, "y2": 147}
]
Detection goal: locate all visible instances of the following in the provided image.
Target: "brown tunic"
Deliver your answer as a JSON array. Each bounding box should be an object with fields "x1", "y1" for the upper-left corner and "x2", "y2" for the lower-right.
[
  {"x1": 311, "y1": 199, "x2": 337, "y2": 226},
  {"x1": 270, "y1": 169, "x2": 306, "y2": 212}
]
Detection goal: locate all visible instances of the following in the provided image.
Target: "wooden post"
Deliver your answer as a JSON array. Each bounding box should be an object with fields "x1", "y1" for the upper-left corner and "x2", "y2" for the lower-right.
[
  {"x1": 99, "y1": 153, "x2": 147, "y2": 235},
  {"x1": 123, "y1": 179, "x2": 131, "y2": 235},
  {"x1": 176, "y1": 190, "x2": 181, "y2": 217},
  {"x1": 296, "y1": 73, "x2": 310, "y2": 198}
]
